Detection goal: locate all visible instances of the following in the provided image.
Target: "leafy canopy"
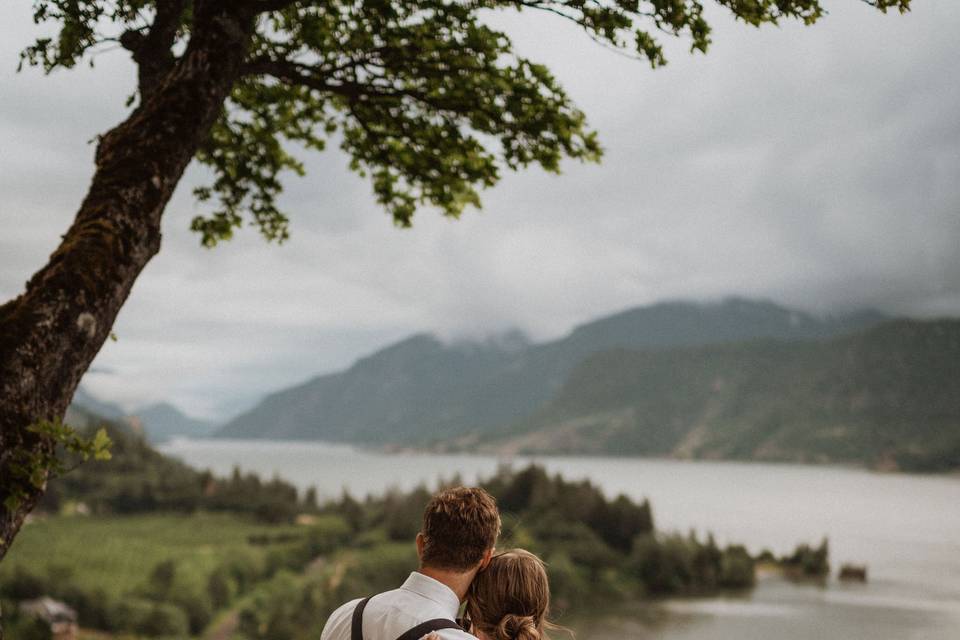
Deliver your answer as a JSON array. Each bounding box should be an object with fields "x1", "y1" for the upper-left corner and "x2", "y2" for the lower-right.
[{"x1": 21, "y1": 0, "x2": 910, "y2": 246}]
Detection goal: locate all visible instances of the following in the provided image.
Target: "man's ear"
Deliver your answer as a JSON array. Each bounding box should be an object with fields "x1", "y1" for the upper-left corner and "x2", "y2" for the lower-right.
[
  {"x1": 415, "y1": 532, "x2": 426, "y2": 562},
  {"x1": 478, "y1": 547, "x2": 494, "y2": 571}
]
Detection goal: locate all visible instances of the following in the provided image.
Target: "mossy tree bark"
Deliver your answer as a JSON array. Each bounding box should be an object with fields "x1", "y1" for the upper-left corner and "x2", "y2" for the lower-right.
[{"x1": 0, "y1": 2, "x2": 255, "y2": 567}]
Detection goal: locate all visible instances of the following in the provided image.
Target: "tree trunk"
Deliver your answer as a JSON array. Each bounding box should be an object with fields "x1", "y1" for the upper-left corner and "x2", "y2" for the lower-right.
[{"x1": 0, "y1": 4, "x2": 255, "y2": 566}]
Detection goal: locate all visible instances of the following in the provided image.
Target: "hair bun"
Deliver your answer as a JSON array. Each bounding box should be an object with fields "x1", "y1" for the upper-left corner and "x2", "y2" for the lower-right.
[{"x1": 496, "y1": 614, "x2": 539, "y2": 640}]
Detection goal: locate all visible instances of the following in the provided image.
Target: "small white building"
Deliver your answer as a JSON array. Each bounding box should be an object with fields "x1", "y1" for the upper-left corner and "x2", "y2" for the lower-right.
[{"x1": 19, "y1": 596, "x2": 78, "y2": 640}]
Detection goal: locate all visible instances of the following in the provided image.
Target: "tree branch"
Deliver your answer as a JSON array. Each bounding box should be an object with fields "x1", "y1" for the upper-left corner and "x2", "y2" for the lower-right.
[
  {"x1": 243, "y1": 58, "x2": 451, "y2": 113},
  {"x1": 252, "y1": 0, "x2": 301, "y2": 12},
  {"x1": 121, "y1": 0, "x2": 189, "y2": 100}
]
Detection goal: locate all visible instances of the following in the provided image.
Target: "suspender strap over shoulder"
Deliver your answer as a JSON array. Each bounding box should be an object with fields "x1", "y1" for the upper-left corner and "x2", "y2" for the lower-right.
[
  {"x1": 350, "y1": 595, "x2": 462, "y2": 640},
  {"x1": 393, "y1": 618, "x2": 462, "y2": 640},
  {"x1": 351, "y1": 597, "x2": 372, "y2": 640}
]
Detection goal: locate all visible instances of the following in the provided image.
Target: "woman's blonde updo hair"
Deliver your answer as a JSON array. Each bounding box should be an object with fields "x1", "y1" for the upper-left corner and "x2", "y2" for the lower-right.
[{"x1": 466, "y1": 549, "x2": 561, "y2": 640}]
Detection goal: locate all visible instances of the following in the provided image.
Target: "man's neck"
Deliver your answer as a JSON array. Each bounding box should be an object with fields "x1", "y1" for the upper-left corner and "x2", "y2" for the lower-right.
[{"x1": 418, "y1": 565, "x2": 476, "y2": 602}]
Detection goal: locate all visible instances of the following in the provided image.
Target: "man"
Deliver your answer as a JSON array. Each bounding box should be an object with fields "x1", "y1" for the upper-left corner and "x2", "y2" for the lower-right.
[{"x1": 321, "y1": 486, "x2": 500, "y2": 640}]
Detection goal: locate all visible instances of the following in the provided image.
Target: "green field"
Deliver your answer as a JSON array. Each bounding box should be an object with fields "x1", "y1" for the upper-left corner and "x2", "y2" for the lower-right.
[{"x1": 1, "y1": 513, "x2": 305, "y2": 598}]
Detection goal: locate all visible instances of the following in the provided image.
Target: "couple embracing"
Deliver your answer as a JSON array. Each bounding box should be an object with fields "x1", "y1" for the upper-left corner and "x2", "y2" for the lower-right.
[{"x1": 320, "y1": 487, "x2": 556, "y2": 640}]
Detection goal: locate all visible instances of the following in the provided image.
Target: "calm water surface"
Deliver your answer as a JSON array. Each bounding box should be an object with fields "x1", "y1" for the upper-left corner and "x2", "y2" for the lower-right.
[{"x1": 160, "y1": 439, "x2": 960, "y2": 639}]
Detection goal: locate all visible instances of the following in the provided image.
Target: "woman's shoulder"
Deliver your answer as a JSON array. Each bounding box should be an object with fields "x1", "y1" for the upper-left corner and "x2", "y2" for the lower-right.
[{"x1": 423, "y1": 630, "x2": 477, "y2": 640}]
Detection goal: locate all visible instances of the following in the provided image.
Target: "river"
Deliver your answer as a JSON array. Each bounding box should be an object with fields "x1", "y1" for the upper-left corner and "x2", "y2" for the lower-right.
[{"x1": 159, "y1": 438, "x2": 960, "y2": 639}]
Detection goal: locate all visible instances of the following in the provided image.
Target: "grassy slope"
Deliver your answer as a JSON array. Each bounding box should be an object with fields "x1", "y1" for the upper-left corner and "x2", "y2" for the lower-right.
[{"x1": 1, "y1": 513, "x2": 302, "y2": 599}]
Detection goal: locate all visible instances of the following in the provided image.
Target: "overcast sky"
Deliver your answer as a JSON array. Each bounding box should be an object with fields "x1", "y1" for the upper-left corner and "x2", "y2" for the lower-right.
[{"x1": 2, "y1": 2, "x2": 958, "y2": 421}]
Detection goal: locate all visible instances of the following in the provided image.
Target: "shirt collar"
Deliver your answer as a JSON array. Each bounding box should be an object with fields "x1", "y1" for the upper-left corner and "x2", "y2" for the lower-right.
[{"x1": 400, "y1": 572, "x2": 461, "y2": 618}]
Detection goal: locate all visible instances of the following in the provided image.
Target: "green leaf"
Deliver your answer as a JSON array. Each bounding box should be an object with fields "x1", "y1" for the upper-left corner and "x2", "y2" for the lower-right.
[
  {"x1": 4, "y1": 494, "x2": 22, "y2": 514},
  {"x1": 92, "y1": 428, "x2": 114, "y2": 461}
]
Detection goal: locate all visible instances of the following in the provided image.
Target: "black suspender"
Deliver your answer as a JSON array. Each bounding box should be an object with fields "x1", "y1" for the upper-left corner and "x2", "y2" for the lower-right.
[
  {"x1": 350, "y1": 596, "x2": 462, "y2": 640},
  {"x1": 392, "y1": 619, "x2": 462, "y2": 640},
  {"x1": 351, "y1": 597, "x2": 372, "y2": 640}
]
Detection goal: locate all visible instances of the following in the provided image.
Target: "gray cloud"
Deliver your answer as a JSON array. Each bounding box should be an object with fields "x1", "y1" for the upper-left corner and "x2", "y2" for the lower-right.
[{"x1": 2, "y1": 2, "x2": 958, "y2": 419}]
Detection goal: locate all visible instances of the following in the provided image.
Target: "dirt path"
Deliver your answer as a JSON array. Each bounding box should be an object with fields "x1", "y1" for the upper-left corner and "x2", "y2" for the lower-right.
[{"x1": 206, "y1": 610, "x2": 240, "y2": 640}]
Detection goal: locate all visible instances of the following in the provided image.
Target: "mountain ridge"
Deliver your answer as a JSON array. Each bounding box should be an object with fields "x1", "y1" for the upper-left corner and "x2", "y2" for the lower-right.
[
  {"x1": 215, "y1": 297, "x2": 889, "y2": 445},
  {"x1": 450, "y1": 318, "x2": 960, "y2": 471},
  {"x1": 69, "y1": 392, "x2": 217, "y2": 443}
]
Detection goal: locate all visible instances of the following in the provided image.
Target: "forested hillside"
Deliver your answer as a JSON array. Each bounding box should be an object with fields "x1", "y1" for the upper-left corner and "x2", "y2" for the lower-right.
[
  {"x1": 40, "y1": 418, "x2": 309, "y2": 523},
  {"x1": 68, "y1": 395, "x2": 217, "y2": 444},
  {"x1": 217, "y1": 299, "x2": 884, "y2": 444},
  {"x1": 466, "y1": 319, "x2": 960, "y2": 471}
]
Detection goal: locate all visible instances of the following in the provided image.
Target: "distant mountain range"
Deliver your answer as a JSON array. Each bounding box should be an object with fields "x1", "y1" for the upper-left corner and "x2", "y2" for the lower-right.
[
  {"x1": 72, "y1": 387, "x2": 126, "y2": 420},
  {"x1": 67, "y1": 297, "x2": 960, "y2": 470},
  {"x1": 135, "y1": 403, "x2": 218, "y2": 442},
  {"x1": 68, "y1": 392, "x2": 217, "y2": 443},
  {"x1": 453, "y1": 319, "x2": 960, "y2": 471},
  {"x1": 215, "y1": 298, "x2": 958, "y2": 469}
]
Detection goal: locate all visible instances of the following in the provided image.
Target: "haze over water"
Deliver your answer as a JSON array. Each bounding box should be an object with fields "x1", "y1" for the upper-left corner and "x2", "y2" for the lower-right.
[{"x1": 161, "y1": 439, "x2": 960, "y2": 639}]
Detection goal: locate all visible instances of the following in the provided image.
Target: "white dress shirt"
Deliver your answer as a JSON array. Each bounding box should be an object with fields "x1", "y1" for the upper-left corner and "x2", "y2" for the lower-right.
[{"x1": 320, "y1": 571, "x2": 475, "y2": 640}]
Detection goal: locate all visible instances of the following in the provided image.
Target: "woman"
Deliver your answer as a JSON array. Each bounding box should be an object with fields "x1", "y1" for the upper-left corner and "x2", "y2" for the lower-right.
[{"x1": 432, "y1": 549, "x2": 562, "y2": 640}]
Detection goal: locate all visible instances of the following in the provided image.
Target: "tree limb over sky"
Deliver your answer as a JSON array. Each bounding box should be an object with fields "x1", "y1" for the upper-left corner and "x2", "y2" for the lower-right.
[{"x1": 21, "y1": 0, "x2": 910, "y2": 244}]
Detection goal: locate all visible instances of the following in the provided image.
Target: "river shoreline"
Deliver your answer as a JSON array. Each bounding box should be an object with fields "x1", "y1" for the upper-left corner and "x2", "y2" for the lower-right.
[{"x1": 158, "y1": 439, "x2": 960, "y2": 639}]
